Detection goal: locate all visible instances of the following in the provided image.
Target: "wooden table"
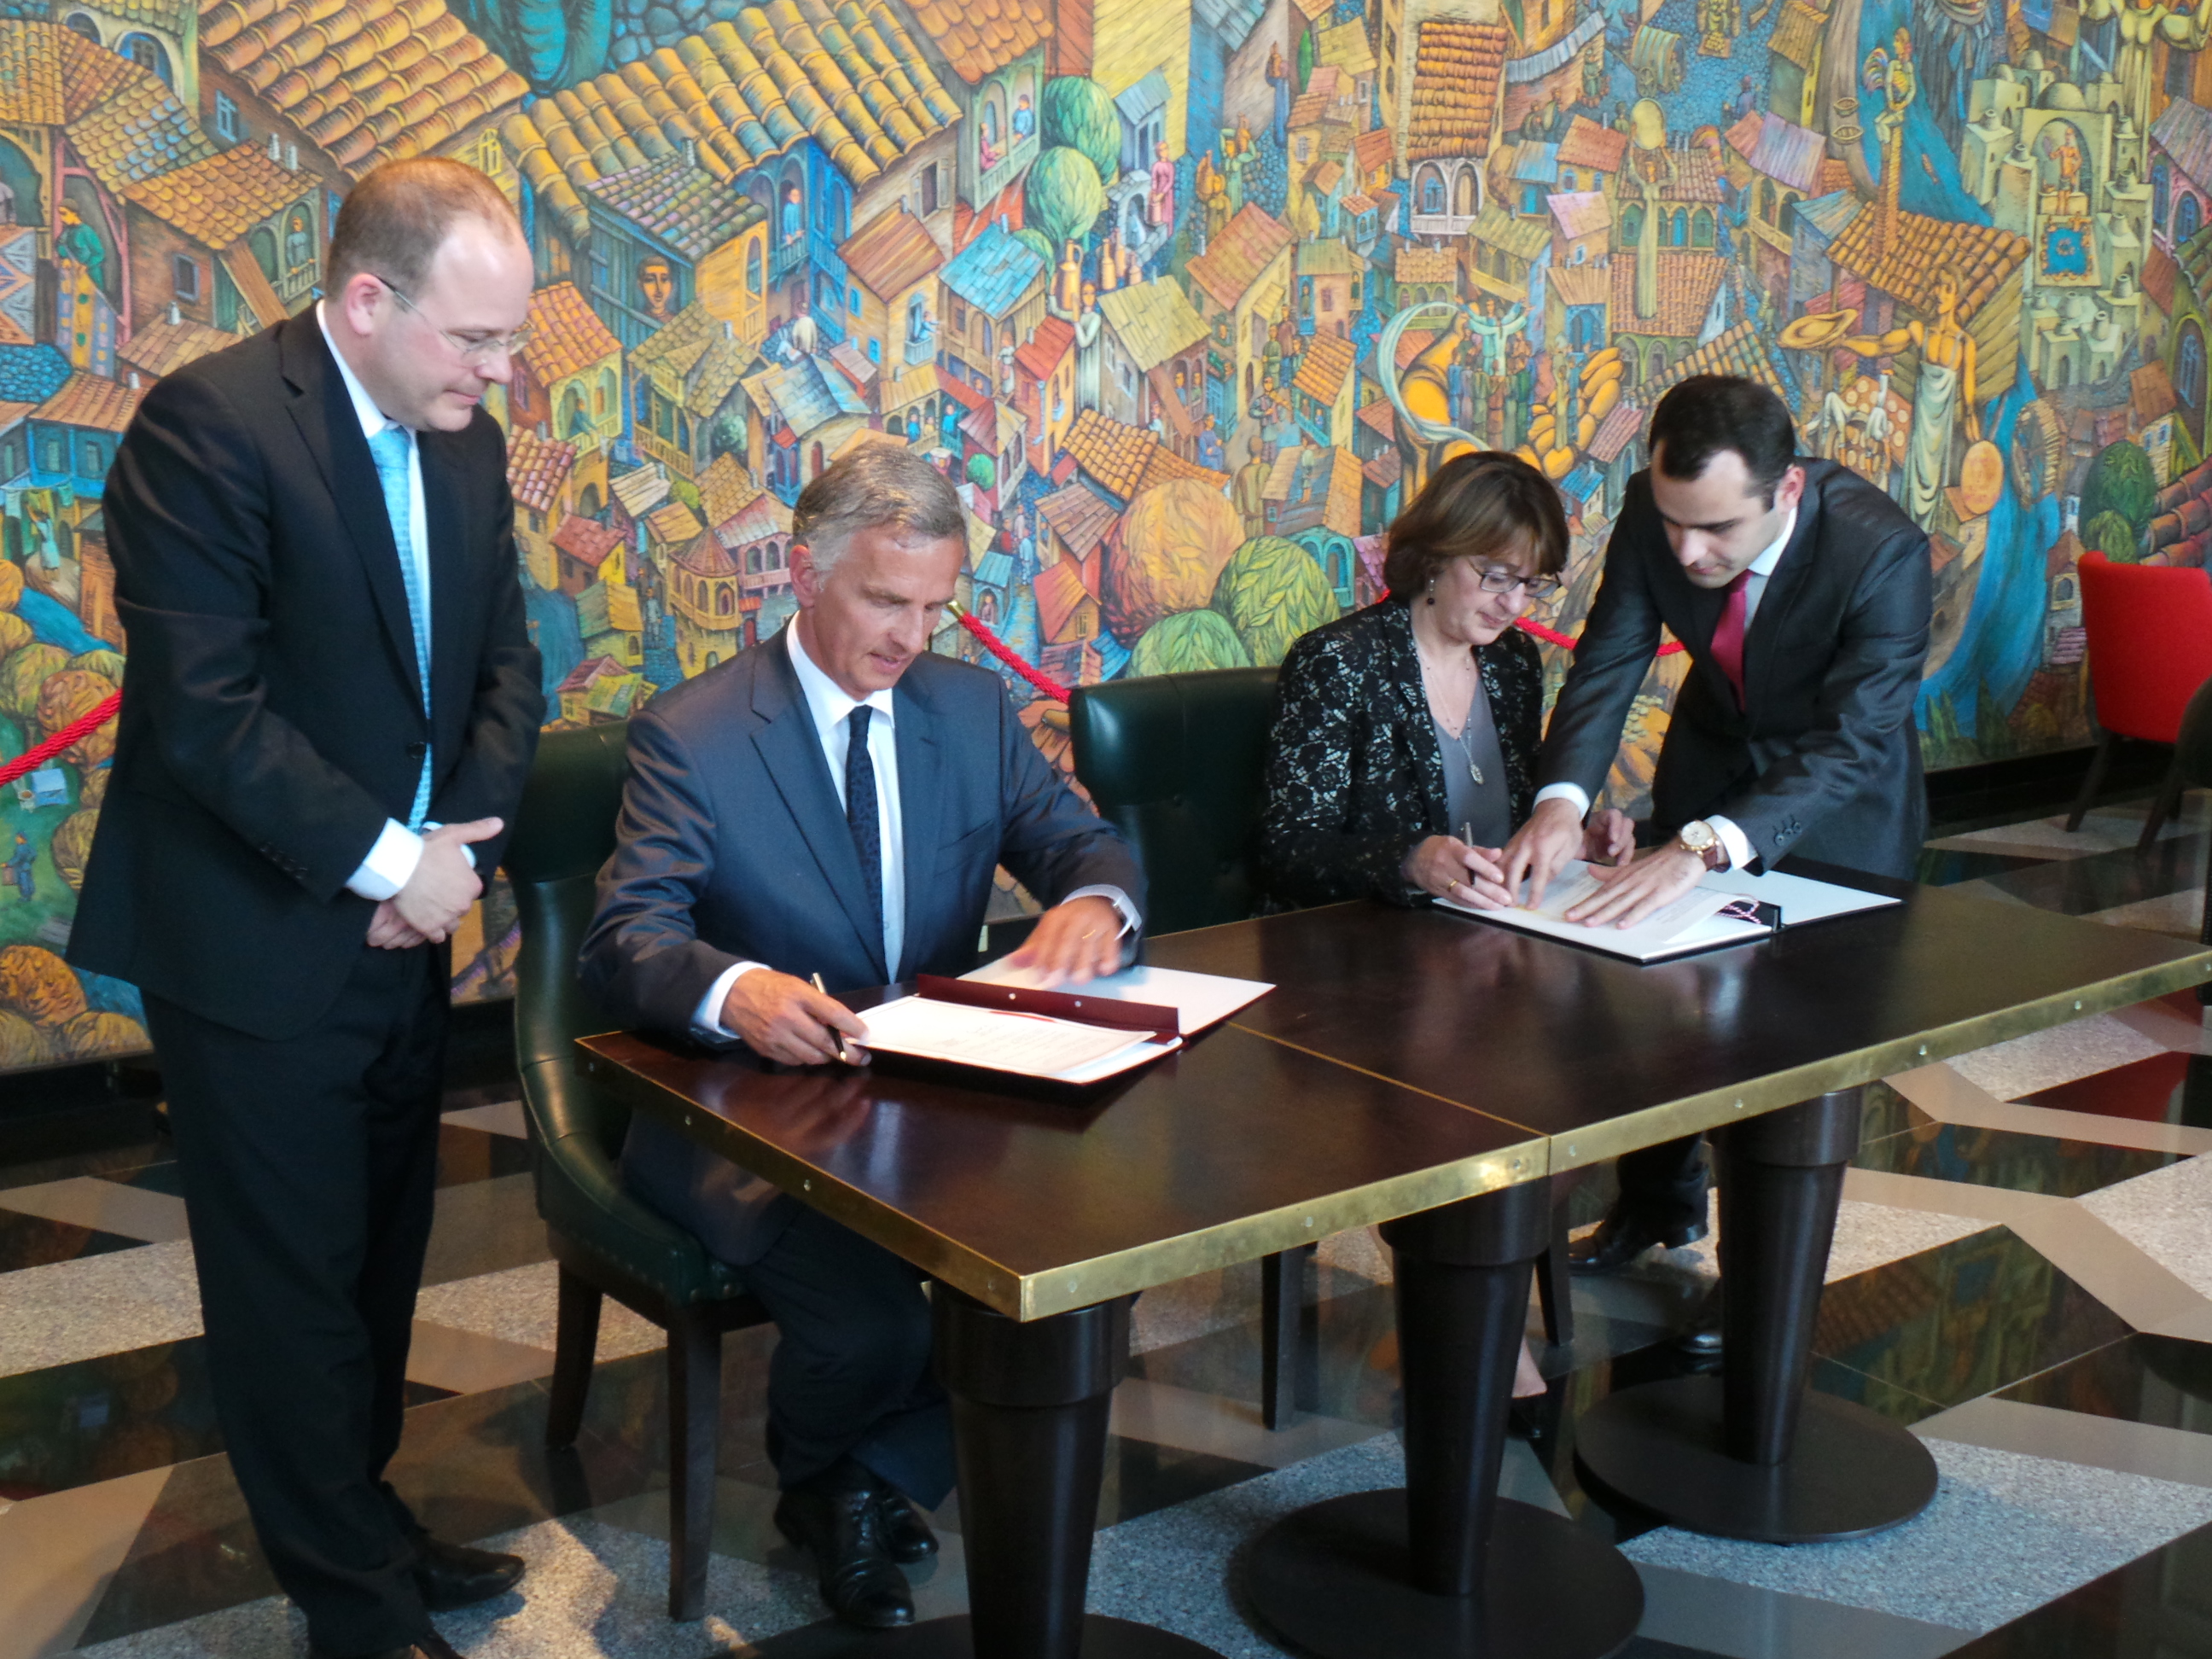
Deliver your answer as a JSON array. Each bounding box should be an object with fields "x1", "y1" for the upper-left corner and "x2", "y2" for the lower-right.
[{"x1": 583, "y1": 871, "x2": 2212, "y2": 1659}]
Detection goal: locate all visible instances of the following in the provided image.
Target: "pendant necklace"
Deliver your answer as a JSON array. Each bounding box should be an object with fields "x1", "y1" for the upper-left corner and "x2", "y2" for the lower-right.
[{"x1": 1419, "y1": 637, "x2": 1484, "y2": 786}]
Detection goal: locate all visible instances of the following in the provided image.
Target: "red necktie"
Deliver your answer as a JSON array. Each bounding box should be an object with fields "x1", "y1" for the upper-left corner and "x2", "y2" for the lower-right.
[{"x1": 1710, "y1": 572, "x2": 1750, "y2": 707}]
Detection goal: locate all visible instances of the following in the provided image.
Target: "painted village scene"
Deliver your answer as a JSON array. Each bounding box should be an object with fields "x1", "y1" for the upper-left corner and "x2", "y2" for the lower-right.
[{"x1": 0, "y1": 0, "x2": 2208, "y2": 1071}]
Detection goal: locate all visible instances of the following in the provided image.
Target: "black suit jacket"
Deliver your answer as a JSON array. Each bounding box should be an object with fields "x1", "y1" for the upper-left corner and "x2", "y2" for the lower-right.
[
  {"x1": 1259, "y1": 600, "x2": 1543, "y2": 908},
  {"x1": 70, "y1": 313, "x2": 544, "y2": 1039},
  {"x1": 1540, "y1": 457, "x2": 1930, "y2": 877},
  {"x1": 583, "y1": 630, "x2": 1144, "y2": 1263}
]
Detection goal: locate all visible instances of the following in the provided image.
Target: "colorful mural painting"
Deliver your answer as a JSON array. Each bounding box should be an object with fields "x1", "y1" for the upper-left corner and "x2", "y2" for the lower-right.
[{"x1": 0, "y1": 0, "x2": 2204, "y2": 1073}]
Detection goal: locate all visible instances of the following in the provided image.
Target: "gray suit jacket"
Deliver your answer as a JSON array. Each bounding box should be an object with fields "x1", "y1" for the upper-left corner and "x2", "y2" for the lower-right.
[
  {"x1": 580, "y1": 628, "x2": 1145, "y2": 1262},
  {"x1": 1539, "y1": 458, "x2": 1931, "y2": 878}
]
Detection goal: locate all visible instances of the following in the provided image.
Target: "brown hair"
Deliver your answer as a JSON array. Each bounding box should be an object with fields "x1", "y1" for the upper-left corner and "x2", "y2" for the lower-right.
[
  {"x1": 1382, "y1": 450, "x2": 1569, "y2": 601},
  {"x1": 325, "y1": 158, "x2": 523, "y2": 296}
]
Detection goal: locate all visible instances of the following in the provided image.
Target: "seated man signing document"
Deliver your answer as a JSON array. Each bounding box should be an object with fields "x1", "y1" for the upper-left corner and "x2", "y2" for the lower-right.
[{"x1": 579, "y1": 445, "x2": 1144, "y2": 1632}]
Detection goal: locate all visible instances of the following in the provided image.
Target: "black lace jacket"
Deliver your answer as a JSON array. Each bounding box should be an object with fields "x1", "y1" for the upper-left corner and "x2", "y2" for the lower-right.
[{"x1": 1259, "y1": 600, "x2": 1544, "y2": 909}]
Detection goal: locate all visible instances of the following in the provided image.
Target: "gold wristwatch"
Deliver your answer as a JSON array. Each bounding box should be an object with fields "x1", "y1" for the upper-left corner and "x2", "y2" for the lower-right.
[{"x1": 1676, "y1": 819, "x2": 1729, "y2": 871}]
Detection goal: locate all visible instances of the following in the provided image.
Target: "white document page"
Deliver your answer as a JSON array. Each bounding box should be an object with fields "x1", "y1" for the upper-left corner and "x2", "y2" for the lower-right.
[
  {"x1": 1437, "y1": 861, "x2": 1765, "y2": 961},
  {"x1": 858, "y1": 994, "x2": 1159, "y2": 1078},
  {"x1": 1697, "y1": 864, "x2": 1899, "y2": 922},
  {"x1": 963, "y1": 958, "x2": 1273, "y2": 1034}
]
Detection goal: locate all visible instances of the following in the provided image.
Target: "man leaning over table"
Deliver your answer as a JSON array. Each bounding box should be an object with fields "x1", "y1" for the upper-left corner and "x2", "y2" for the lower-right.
[
  {"x1": 579, "y1": 443, "x2": 1145, "y2": 1631},
  {"x1": 1495, "y1": 375, "x2": 1932, "y2": 1348}
]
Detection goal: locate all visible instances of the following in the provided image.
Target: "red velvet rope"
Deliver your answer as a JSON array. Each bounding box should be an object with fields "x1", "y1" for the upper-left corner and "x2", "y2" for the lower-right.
[
  {"x1": 1515, "y1": 618, "x2": 1687, "y2": 656},
  {"x1": 0, "y1": 690, "x2": 120, "y2": 789},
  {"x1": 947, "y1": 602, "x2": 1074, "y2": 702}
]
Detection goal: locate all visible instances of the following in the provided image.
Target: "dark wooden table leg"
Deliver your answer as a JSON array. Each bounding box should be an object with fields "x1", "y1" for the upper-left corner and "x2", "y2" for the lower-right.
[
  {"x1": 1574, "y1": 1088, "x2": 1941, "y2": 1542},
  {"x1": 874, "y1": 1287, "x2": 1222, "y2": 1659},
  {"x1": 1243, "y1": 1178, "x2": 1644, "y2": 1659}
]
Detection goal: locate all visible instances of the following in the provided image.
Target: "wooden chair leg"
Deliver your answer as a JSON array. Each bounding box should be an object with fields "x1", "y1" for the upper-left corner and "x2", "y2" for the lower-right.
[
  {"x1": 1534, "y1": 1198, "x2": 1575, "y2": 1349},
  {"x1": 544, "y1": 1265, "x2": 602, "y2": 1450},
  {"x1": 1260, "y1": 1243, "x2": 1316, "y2": 1430},
  {"x1": 2065, "y1": 730, "x2": 2115, "y2": 832},
  {"x1": 666, "y1": 1307, "x2": 721, "y2": 1621},
  {"x1": 2141, "y1": 756, "x2": 2185, "y2": 853}
]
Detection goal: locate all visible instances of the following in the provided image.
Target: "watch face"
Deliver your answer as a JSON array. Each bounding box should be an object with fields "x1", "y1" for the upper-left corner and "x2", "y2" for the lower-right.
[{"x1": 1680, "y1": 822, "x2": 1715, "y2": 852}]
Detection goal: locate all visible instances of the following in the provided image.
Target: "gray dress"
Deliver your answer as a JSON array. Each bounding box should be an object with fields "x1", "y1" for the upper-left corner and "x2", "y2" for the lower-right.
[{"x1": 1432, "y1": 672, "x2": 1513, "y2": 847}]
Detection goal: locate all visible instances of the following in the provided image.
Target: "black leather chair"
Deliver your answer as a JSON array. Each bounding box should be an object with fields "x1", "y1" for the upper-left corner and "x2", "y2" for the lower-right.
[
  {"x1": 2176, "y1": 675, "x2": 2212, "y2": 1005},
  {"x1": 1070, "y1": 667, "x2": 1573, "y2": 1429},
  {"x1": 504, "y1": 721, "x2": 769, "y2": 1621}
]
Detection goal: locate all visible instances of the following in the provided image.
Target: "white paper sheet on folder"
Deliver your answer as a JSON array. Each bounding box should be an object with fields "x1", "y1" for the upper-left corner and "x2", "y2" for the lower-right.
[
  {"x1": 857, "y1": 995, "x2": 1160, "y2": 1076},
  {"x1": 962, "y1": 959, "x2": 1273, "y2": 1034}
]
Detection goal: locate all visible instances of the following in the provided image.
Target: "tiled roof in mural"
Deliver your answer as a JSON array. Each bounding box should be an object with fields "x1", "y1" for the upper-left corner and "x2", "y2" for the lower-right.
[
  {"x1": 2145, "y1": 246, "x2": 2180, "y2": 311},
  {"x1": 1097, "y1": 280, "x2": 1208, "y2": 373},
  {"x1": 1767, "y1": 0, "x2": 1828, "y2": 70},
  {"x1": 1548, "y1": 261, "x2": 1610, "y2": 307},
  {"x1": 1549, "y1": 190, "x2": 1610, "y2": 240},
  {"x1": 1469, "y1": 201, "x2": 1549, "y2": 264},
  {"x1": 1587, "y1": 399, "x2": 1644, "y2": 464},
  {"x1": 0, "y1": 22, "x2": 137, "y2": 127},
  {"x1": 119, "y1": 142, "x2": 311, "y2": 244},
  {"x1": 1013, "y1": 313, "x2": 1075, "y2": 379},
  {"x1": 1825, "y1": 203, "x2": 2028, "y2": 318},
  {"x1": 719, "y1": 486, "x2": 792, "y2": 550},
  {"x1": 1622, "y1": 145, "x2": 1726, "y2": 203},
  {"x1": 1261, "y1": 444, "x2": 1362, "y2": 536},
  {"x1": 0, "y1": 344, "x2": 73, "y2": 405},
  {"x1": 1035, "y1": 479, "x2": 1115, "y2": 558},
  {"x1": 1062, "y1": 408, "x2": 1226, "y2": 498},
  {"x1": 1186, "y1": 205, "x2": 1293, "y2": 310},
  {"x1": 523, "y1": 282, "x2": 623, "y2": 385},
  {"x1": 908, "y1": 0, "x2": 1051, "y2": 84},
  {"x1": 1648, "y1": 320, "x2": 1788, "y2": 399},
  {"x1": 506, "y1": 430, "x2": 577, "y2": 513},
  {"x1": 942, "y1": 221, "x2": 1048, "y2": 316},
  {"x1": 1406, "y1": 19, "x2": 1510, "y2": 164},
  {"x1": 120, "y1": 312, "x2": 240, "y2": 381},
  {"x1": 554, "y1": 515, "x2": 625, "y2": 563},
  {"x1": 64, "y1": 57, "x2": 215, "y2": 195},
  {"x1": 1557, "y1": 116, "x2": 1627, "y2": 174},
  {"x1": 1293, "y1": 331, "x2": 1355, "y2": 404},
  {"x1": 2151, "y1": 95, "x2": 2212, "y2": 191},
  {"x1": 1724, "y1": 111, "x2": 1825, "y2": 193},
  {"x1": 1610, "y1": 249, "x2": 1727, "y2": 340},
  {"x1": 1192, "y1": 0, "x2": 1268, "y2": 52},
  {"x1": 646, "y1": 499, "x2": 706, "y2": 544},
  {"x1": 1395, "y1": 247, "x2": 1457, "y2": 285},
  {"x1": 585, "y1": 152, "x2": 766, "y2": 259},
  {"x1": 699, "y1": 451, "x2": 755, "y2": 530},
  {"x1": 501, "y1": 1, "x2": 962, "y2": 240},
  {"x1": 199, "y1": 0, "x2": 527, "y2": 179},
  {"x1": 673, "y1": 527, "x2": 740, "y2": 578},
  {"x1": 34, "y1": 371, "x2": 143, "y2": 432},
  {"x1": 841, "y1": 207, "x2": 945, "y2": 301}
]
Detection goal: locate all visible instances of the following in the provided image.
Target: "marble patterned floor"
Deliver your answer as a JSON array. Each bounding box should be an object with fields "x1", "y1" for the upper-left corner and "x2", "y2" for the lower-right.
[{"x1": 4, "y1": 795, "x2": 2212, "y2": 1659}]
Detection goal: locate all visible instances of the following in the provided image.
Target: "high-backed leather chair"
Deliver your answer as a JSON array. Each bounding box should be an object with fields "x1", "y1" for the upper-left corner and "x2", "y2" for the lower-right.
[
  {"x1": 504, "y1": 721, "x2": 768, "y2": 1621},
  {"x1": 1070, "y1": 667, "x2": 1330, "y2": 1427}
]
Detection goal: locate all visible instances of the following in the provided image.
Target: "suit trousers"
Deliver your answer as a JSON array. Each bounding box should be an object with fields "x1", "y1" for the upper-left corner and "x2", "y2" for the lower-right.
[{"x1": 143, "y1": 940, "x2": 451, "y2": 1656}]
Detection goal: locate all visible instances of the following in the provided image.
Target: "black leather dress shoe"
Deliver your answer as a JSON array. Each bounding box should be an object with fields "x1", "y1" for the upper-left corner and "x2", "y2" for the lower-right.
[
  {"x1": 411, "y1": 1534, "x2": 526, "y2": 1610},
  {"x1": 1567, "y1": 1207, "x2": 1708, "y2": 1276},
  {"x1": 1670, "y1": 1282, "x2": 1724, "y2": 1356},
  {"x1": 774, "y1": 1460, "x2": 917, "y2": 1629},
  {"x1": 876, "y1": 1487, "x2": 939, "y2": 1563}
]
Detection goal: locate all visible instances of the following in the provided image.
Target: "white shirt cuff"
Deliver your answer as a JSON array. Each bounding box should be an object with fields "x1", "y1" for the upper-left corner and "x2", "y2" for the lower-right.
[
  {"x1": 1533, "y1": 783, "x2": 1592, "y2": 818},
  {"x1": 1706, "y1": 815, "x2": 1754, "y2": 872},
  {"x1": 694, "y1": 961, "x2": 768, "y2": 1039},
  {"x1": 1067, "y1": 884, "x2": 1142, "y2": 936},
  {"x1": 345, "y1": 819, "x2": 423, "y2": 901}
]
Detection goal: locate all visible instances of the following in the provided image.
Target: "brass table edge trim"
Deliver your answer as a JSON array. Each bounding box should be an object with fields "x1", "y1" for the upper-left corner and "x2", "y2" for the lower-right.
[
  {"x1": 1222, "y1": 1023, "x2": 1546, "y2": 1137},
  {"x1": 576, "y1": 1040, "x2": 1033, "y2": 1316},
  {"x1": 1010, "y1": 1137, "x2": 1552, "y2": 1320},
  {"x1": 1549, "y1": 953, "x2": 2212, "y2": 1169}
]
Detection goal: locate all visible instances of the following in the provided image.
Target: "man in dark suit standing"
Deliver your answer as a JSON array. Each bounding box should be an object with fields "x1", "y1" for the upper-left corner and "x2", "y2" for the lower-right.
[
  {"x1": 71, "y1": 160, "x2": 544, "y2": 1659},
  {"x1": 582, "y1": 444, "x2": 1143, "y2": 1630},
  {"x1": 1499, "y1": 375, "x2": 1930, "y2": 1297}
]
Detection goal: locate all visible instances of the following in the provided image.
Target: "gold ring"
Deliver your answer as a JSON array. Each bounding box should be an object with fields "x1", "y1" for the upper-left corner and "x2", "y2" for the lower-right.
[{"x1": 1080, "y1": 929, "x2": 1098, "y2": 939}]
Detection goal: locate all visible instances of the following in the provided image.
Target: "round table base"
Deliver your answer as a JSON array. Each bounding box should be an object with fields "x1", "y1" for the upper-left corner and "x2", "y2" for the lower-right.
[
  {"x1": 1244, "y1": 1491, "x2": 1644, "y2": 1659},
  {"x1": 1575, "y1": 1375, "x2": 1940, "y2": 1544},
  {"x1": 866, "y1": 1615, "x2": 1223, "y2": 1657}
]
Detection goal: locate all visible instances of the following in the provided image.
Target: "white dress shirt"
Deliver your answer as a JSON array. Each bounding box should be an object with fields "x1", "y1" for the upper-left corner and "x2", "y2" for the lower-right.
[
  {"x1": 323, "y1": 301, "x2": 440, "y2": 903},
  {"x1": 1535, "y1": 507, "x2": 1797, "y2": 871},
  {"x1": 693, "y1": 624, "x2": 1136, "y2": 1039}
]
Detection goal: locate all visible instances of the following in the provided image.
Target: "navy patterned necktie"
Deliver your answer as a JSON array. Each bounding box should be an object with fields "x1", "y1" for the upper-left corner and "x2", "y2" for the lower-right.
[{"x1": 845, "y1": 706, "x2": 882, "y2": 932}]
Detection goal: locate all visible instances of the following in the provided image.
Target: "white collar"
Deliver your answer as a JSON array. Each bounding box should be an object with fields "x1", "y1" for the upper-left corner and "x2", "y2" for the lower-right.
[
  {"x1": 785, "y1": 619, "x2": 897, "y2": 742},
  {"x1": 1748, "y1": 506, "x2": 1798, "y2": 579},
  {"x1": 316, "y1": 299, "x2": 407, "y2": 444}
]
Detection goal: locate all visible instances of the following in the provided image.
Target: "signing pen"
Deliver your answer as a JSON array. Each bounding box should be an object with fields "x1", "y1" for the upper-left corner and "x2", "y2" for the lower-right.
[{"x1": 810, "y1": 972, "x2": 854, "y2": 1065}]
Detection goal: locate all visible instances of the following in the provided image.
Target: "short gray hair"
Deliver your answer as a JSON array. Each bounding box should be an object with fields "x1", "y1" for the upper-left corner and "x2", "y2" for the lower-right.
[{"x1": 791, "y1": 443, "x2": 965, "y2": 573}]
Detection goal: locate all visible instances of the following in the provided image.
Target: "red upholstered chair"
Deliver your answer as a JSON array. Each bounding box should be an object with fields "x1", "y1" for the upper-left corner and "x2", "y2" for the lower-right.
[{"x1": 2068, "y1": 551, "x2": 2212, "y2": 849}]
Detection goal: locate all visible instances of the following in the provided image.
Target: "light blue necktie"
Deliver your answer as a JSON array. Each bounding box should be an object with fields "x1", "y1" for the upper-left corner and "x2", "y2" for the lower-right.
[{"x1": 367, "y1": 424, "x2": 434, "y2": 828}]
